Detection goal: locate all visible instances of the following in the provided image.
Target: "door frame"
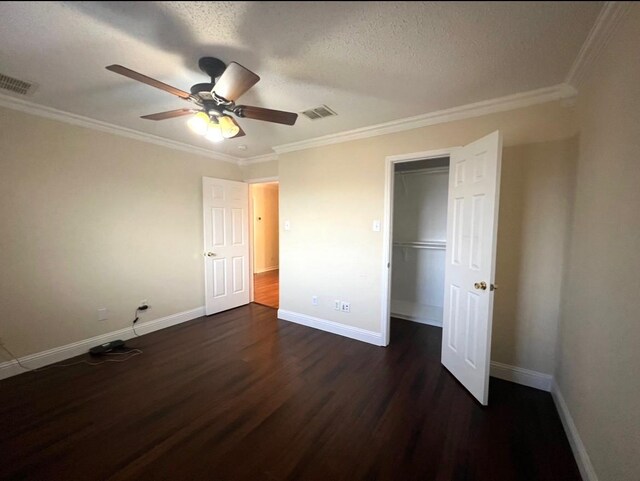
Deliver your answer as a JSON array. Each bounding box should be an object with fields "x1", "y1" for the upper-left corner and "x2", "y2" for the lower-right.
[
  {"x1": 245, "y1": 176, "x2": 279, "y2": 303},
  {"x1": 380, "y1": 148, "x2": 459, "y2": 346}
]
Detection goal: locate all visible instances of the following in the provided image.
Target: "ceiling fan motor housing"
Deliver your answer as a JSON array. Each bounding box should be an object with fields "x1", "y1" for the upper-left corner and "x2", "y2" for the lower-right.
[
  {"x1": 198, "y1": 57, "x2": 227, "y2": 80},
  {"x1": 191, "y1": 57, "x2": 229, "y2": 98}
]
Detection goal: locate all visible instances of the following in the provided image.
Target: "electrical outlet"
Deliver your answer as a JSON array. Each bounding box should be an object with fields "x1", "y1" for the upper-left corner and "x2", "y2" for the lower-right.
[
  {"x1": 97, "y1": 308, "x2": 108, "y2": 321},
  {"x1": 334, "y1": 300, "x2": 341, "y2": 311},
  {"x1": 340, "y1": 301, "x2": 350, "y2": 313},
  {"x1": 312, "y1": 296, "x2": 318, "y2": 306}
]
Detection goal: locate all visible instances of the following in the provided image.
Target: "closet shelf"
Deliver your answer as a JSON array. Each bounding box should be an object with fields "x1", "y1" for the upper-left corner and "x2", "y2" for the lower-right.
[{"x1": 393, "y1": 240, "x2": 446, "y2": 250}]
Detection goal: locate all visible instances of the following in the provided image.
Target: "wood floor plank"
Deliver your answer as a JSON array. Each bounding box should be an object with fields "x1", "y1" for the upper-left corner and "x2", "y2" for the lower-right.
[
  {"x1": 254, "y1": 269, "x2": 279, "y2": 308},
  {"x1": 0, "y1": 304, "x2": 580, "y2": 480}
]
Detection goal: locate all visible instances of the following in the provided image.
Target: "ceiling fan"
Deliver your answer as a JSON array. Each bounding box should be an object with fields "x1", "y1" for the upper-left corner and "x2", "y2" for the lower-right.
[{"x1": 106, "y1": 57, "x2": 298, "y2": 142}]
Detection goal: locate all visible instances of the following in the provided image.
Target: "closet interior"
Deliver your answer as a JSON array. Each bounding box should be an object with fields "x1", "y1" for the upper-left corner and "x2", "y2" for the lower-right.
[{"x1": 391, "y1": 157, "x2": 450, "y2": 328}]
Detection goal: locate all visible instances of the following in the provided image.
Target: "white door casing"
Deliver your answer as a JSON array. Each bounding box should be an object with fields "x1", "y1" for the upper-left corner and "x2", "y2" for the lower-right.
[
  {"x1": 441, "y1": 130, "x2": 502, "y2": 405},
  {"x1": 203, "y1": 177, "x2": 250, "y2": 315}
]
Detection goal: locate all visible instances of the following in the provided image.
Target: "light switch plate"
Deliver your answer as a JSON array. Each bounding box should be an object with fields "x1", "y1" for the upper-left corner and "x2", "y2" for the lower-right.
[
  {"x1": 372, "y1": 220, "x2": 381, "y2": 232},
  {"x1": 284, "y1": 220, "x2": 291, "y2": 231}
]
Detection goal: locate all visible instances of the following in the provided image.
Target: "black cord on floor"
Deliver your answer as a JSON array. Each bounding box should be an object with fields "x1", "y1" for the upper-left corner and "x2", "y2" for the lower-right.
[{"x1": 0, "y1": 343, "x2": 142, "y2": 372}]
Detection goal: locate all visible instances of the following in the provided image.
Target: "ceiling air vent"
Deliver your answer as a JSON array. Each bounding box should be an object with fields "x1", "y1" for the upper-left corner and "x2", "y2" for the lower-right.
[
  {"x1": 301, "y1": 105, "x2": 337, "y2": 121},
  {"x1": 0, "y1": 72, "x2": 36, "y2": 96}
]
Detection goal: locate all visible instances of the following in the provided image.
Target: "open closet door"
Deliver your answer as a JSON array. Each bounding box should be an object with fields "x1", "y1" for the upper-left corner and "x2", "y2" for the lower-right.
[
  {"x1": 441, "y1": 130, "x2": 502, "y2": 405},
  {"x1": 203, "y1": 177, "x2": 250, "y2": 315}
]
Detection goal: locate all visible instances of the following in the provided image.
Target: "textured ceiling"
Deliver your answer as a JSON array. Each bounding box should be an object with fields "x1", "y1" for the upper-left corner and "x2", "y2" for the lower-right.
[{"x1": 0, "y1": 1, "x2": 602, "y2": 158}]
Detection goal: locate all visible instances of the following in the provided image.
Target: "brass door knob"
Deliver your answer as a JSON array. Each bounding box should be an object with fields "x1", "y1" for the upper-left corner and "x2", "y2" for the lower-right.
[
  {"x1": 204, "y1": 252, "x2": 216, "y2": 257},
  {"x1": 474, "y1": 281, "x2": 487, "y2": 290}
]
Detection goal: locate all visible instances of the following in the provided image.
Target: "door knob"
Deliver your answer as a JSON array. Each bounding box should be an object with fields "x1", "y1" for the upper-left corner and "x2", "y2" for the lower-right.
[
  {"x1": 474, "y1": 281, "x2": 487, "y2": 290},
  {"x1": 490, "y1": 284, "x2": 498, "y2": 291},
  {"x1": 204, "y1": 252, "x2": 216, "y2": 257}
]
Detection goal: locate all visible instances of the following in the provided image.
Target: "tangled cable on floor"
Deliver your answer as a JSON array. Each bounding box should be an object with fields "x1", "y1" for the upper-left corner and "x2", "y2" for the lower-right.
[{"x1": 0, "y1": 343, "x2": 143, "y2": 372}]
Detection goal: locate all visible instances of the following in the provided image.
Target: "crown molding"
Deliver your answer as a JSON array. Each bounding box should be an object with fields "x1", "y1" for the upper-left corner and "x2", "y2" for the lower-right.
[
  {"x1": 1, "y1": 81, "x2": 580, "y2": 164},
  {"x1": 0, "y1": 93, "x2": 241, "y2": 164},
  {"x1": 565, "y1": 1, "x2": 632, "y2": 89},
  {"x1": 237, "y1": 152, "x2": 279, "y2": 166},
  {"x1": 273, "y1": 83, "x2": 576, "y2": 155}
]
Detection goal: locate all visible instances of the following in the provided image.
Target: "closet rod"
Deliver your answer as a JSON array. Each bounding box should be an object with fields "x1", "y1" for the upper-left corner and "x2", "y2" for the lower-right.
[
  {"x1": 395, "y1": 166, "x2": 449, "y2": 176},
  {"x1": 393, "y1": 240, "x2": 446, "y2": 250}
]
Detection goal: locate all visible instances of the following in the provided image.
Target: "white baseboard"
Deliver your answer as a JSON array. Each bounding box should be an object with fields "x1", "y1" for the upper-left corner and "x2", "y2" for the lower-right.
[
  {"x1": 254, "y1": 266, "x2": 279, "y2": 274},
  {"x1": 490, "y1": 361, "x2": 553, "y2": 392},
  {"x1": 390, "y1": 300, "x2": 443, "y2": 327},
  {"x1": 0, "y1": 306, "x2": 205, "y2": 381},
  {"x1": 277, "y1": 309, "x2": 384, "y2": 346},
  {"x1": 551, "y1": 381, "x2": 598, "y2": 481}
]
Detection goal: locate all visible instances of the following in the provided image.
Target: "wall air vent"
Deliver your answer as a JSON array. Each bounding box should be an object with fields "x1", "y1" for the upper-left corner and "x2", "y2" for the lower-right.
[
  {"x1": 301, "y1": 105, "x2": 337, "y2": 120},
  {"x1": 0, "y1": 72, "x2": 36, "y2": 96}
]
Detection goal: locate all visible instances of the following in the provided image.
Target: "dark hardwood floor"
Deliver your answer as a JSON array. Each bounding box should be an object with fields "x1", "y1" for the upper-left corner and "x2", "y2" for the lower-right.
[
  {"x1": 0, "y1": 304, "x2": 580, "y2": 481},
  {"x1": 253, "y1": 269, "x2": 279, "y2": 309}
]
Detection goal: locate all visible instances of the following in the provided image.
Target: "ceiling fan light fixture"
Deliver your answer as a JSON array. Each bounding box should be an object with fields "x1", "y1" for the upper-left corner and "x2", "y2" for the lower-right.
[
  {"x1": 219, "y1": 115, "x2": 240, "y2": 139},
  {"x1": 205, "y1": 119, "x2": 224, "y2": 143},
  {"x1": 187, "y1": 111, "x2": 210, "y2": 135}
]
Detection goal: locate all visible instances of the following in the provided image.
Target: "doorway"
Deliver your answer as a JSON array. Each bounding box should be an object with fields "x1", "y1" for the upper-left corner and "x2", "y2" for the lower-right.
[
  {"x1": 390, "y1": 157, "x2": 450, "y2": 329},
  {"x1": 250, "y1": 182, "x2": 279, "y2": 308}
]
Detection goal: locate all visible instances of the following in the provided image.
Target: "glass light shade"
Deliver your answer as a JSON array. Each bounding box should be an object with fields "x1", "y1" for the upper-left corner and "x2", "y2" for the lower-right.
[
  {"x1": 219, "y1": 115, "x2": 240, "y2": 139},
  {"x1": 187, "y1": 112, "x2": 210, "y2": 135},
  {"x1": 205, "y1": 121, "x2": 224, "y2": 143}
]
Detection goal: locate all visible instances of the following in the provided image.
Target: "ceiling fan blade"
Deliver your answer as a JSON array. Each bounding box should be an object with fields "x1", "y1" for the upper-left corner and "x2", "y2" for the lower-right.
[
  {"x1": 212, "y1": 62, "x2": 260, "y2": 101},
  {"x1": 228, "y1": 117, "x2": 246, "y2": 138},
  {"x1": 106, "y1": 65, "x2": 190, "y2": 99},
  {"x1": 140, "y1": 109, "x2": 195, "y2": 121},
  {"x1": 235, "y1": 105, "x2": 298, "y2": 126}
]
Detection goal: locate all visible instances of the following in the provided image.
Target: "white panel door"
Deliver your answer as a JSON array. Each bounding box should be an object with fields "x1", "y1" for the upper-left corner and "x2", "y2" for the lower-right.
[
  {"x1": 203, "y1": 177, "x2": 250, "y2": 315},
  {"x1": 441, "y1": 130, "x2": 502, "y2": 405}
]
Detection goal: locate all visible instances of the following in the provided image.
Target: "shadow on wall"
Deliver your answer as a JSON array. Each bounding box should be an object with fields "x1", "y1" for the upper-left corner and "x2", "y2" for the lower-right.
[{"x1": 491, "y1": 136, "x2": 578, "y2": 374}]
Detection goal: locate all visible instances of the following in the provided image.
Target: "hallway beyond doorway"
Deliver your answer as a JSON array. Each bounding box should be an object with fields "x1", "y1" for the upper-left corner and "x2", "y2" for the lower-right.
[{"x1": 253, "y1": 269, "x2": 278, "y2": 309}]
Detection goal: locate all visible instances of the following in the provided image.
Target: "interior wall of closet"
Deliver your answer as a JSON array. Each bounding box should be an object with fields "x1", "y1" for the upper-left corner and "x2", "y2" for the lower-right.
[{"x1": 391, "y1": 157, "x2": 449, "y2": 327}]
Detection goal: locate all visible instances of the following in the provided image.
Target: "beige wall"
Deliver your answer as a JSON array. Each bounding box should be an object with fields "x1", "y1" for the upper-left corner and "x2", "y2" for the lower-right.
[
  {"x1": 241, "y1": 159, "x2": 279, "y2": 181},
  {"x1": 555, "y1": 6, "x2": 640, "y2": 481},
  {"x1": 493, "y1": 139, "x2": 576, "y2": 374},
  {"x1": 279, "y1": 100, "x2": 577, "y2": 373},
  {"x1": 0, "y1": 108, "x2": 241, "y2": 358},
  {"x1": 251, "y1": 183, "x2": 279, "y2": 273}
]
